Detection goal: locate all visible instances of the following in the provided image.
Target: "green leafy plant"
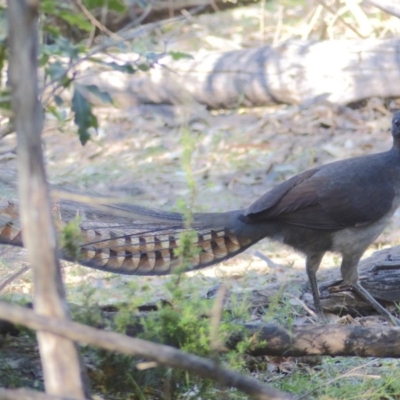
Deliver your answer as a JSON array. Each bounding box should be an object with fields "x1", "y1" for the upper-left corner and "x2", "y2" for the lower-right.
[{"x1": 59, "y1": 215, "x2": 84, "y2": 260}]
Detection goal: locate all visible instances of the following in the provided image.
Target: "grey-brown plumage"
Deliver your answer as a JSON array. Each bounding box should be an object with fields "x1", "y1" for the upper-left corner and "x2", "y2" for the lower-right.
[{"x1": 1, "y1": 113, "x2": 400, "y2": 324}]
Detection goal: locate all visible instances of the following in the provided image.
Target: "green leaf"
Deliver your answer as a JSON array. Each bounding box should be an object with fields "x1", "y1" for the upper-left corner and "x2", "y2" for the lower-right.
[
  {"x1": 46, "y1": 60, "x2": 67, "y2": 80},
  {"x1": 42, "y1": 37, "x2": 82, "y2": 61},
  {"x1": 47, "y1": 105, "x2": 66, "y2": 122},
  {"x1": 41, "y1": 1, "x2": 92, "y2": 32},
  {"x1": 90, "y1": 59, "x2": 136, "y2": 74},
  {"x1": 71, "y1": 87, "x2": 97, "y2": 145},
  {"x1": 40, "y1": 0, "x2": 56, "y2": 14},
  {"x1": 137, "y1": 63, "x2": 150, "y2": 72},
  {"x1": 84, "y1": 0, "x2": 127, "y2": 13},
  {"x1": 60, "y1": 216, "x2": 84, "y2": 260},
  {"x1": 56, "y1": 37, "x2": 82, "y2": 59},
  {"x1": 84, "y1": 85, "x2": 113, "y2": 104},
  {"x1": 0, "y1": 88, "x2": 12, "y2": 111},
  {"x1": 58, "y1": 10, "x2": 93, "y2": 32},
  {"x1": 43, "y1": 25, "x2": 61, "y2": 37},
  {"x1": 169, "y1": 51, "x2": 193, "y2": 61},
  {"x1": 60, "y1": 75, "x2": 73, "y2": 89},
  {"x1": 39, "y1": 52, "x2": 49, "y2": 67}
]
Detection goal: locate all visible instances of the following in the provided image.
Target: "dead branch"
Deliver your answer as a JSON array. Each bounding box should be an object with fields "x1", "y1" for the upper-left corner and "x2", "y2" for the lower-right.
[
  {"x1": 0, "y1": 265, "x2": 29, "y2": 293},
  {"x1": 0, "y1": 301, "x2": 293, "y2": 400},
  {"x1": 229, "y1": 322, "x2": 400, "y2": 358}
]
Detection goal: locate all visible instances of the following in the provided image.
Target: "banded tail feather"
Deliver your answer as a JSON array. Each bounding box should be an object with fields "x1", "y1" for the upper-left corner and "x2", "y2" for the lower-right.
[
  {"x1": 77, "y1": 225, "x2": 251, "y2": 274},
  {"x1": 0, "y1": 200, "x2": 23, "y2": 246},
  {"x1": 0, "y1": 199, "x2": 261, "y2": 275}
]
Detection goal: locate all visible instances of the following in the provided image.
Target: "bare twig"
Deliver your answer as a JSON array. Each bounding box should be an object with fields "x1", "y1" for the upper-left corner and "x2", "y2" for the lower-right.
[
  {"x1": 272, "y1": 5, "x2": 284, "y2": 46},
  {"x1": 344, "y1": 0, "x2": 372, "y2": 36},
  {"x1": 0, "y1": 265, "x2": 29, "y2": 293},
  {"x1": 74, "y1": 0, "x2": 121, "y2": 41},
  {"x1": 315, "y1": 0, "x2": 365, "y2": 38}
]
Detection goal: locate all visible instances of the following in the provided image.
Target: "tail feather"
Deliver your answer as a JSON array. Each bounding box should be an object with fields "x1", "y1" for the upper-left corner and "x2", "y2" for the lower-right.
[
  {"x1": 0, "y1": 197, "x2": 260, "y2": 275},
  {"x1": 0, "y1": 200, "x2": 23, "y2": 246},
  {"x1": 76, "y1": 218, "x2": 253, "y2": 274}
]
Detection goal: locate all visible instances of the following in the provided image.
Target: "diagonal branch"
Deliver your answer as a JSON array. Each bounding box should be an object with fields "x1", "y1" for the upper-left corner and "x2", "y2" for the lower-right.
[{"x1": 0, "y1": 301, "x2": 293, "y2": 400}]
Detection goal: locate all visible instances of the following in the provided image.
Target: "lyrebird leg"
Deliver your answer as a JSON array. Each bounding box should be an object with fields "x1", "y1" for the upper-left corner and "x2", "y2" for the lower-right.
[
  {"x1": 351, "y1": 282, "x2": 400, "y2": 326},
  {"x1": 305, "y1": 253, "x2": 325, "y2": 317},
  {"x1": 341, "y1": 253, "x2": 400, "y2": 326}
]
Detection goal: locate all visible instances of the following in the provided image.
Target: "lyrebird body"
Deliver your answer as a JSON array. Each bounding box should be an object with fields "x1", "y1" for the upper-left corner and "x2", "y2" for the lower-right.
[{"x1": 2, "y1": 112, "x2": 400, "y2": 324}]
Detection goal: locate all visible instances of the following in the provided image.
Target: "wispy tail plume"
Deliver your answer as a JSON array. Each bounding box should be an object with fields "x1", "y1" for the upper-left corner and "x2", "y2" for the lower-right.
[{"x1": 0, "y1": 194, "x2": 259, "y2": 275}]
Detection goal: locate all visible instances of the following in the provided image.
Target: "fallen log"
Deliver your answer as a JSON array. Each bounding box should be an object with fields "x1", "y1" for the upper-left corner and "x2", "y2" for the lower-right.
[
  {"x1": 80, "y1": 38, "x2": 400, "y2": 109},
  {"x1": 2, "y1": 300, "x2": 400, "y2": 359},
  {"x1": 229, "y1": 322, "x2": 400, "y2": 358}
]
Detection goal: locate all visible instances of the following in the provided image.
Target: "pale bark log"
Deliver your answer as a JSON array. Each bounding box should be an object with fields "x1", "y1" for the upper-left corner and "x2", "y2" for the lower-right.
[
  {"x1": 81, "y1": 38, "x2": 400, "y2": 109},
  {"x1": 229, "y1": 322, "x2": 400, "y2": 358},
  {"x1": 7, "y1": 1, "x2": 86, "y2": 397}
]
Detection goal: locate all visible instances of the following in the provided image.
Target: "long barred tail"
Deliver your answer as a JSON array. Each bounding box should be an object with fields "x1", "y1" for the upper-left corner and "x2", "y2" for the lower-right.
[
  {"x1": 0, "y1": 198, "x2": 260, "y2": 275},
  {"x1": 77, "y1": 222, "x2": 253, "y2": 275}
]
